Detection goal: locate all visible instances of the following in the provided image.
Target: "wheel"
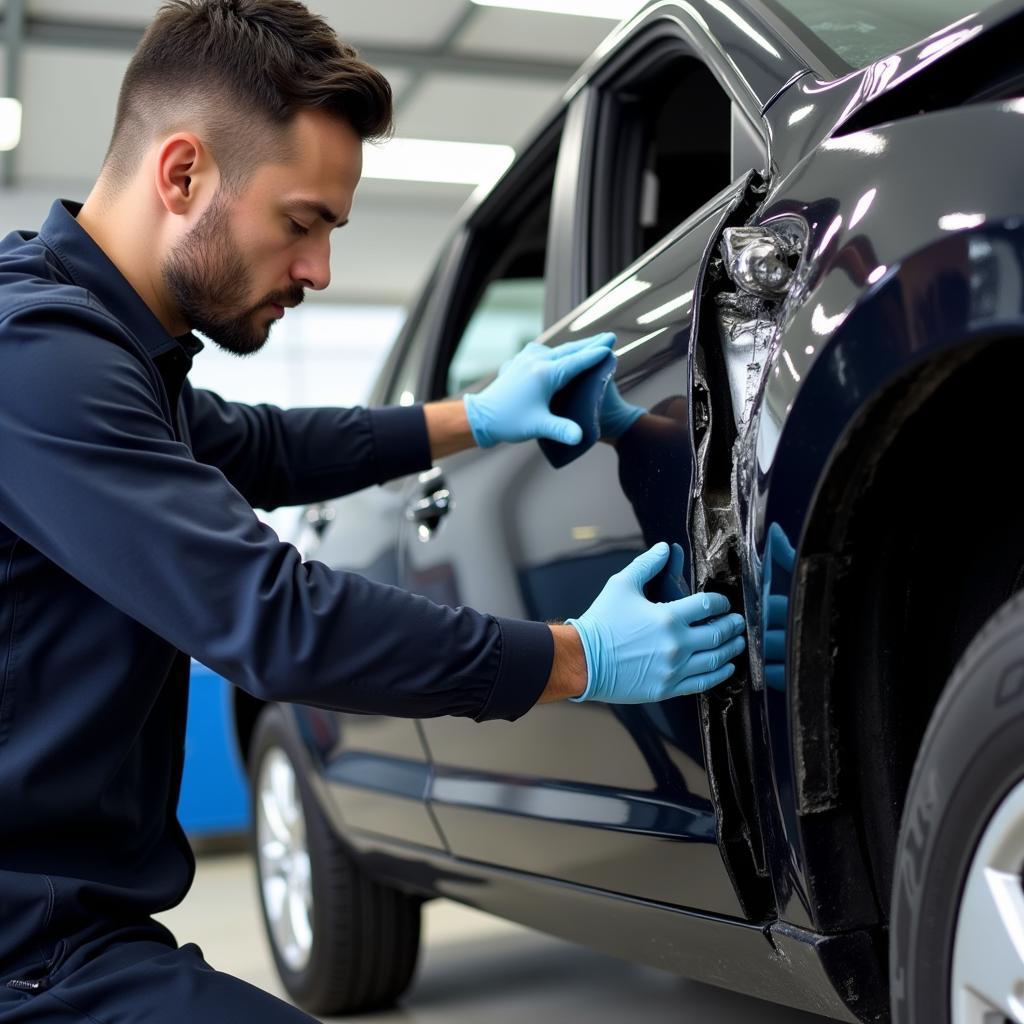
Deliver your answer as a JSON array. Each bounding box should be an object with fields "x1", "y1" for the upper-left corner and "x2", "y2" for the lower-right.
[
  {"x1": 247, "y1": 705, "x2": 422, "y2": 1016},
  {"x1": 891, "y1": 589, "x2": 1024, "y2": 1024}
]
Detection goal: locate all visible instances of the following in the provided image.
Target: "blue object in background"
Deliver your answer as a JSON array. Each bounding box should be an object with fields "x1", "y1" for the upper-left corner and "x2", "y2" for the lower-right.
[{"x1": 178, "y1": 661, "x2": 250, "y2": 837}]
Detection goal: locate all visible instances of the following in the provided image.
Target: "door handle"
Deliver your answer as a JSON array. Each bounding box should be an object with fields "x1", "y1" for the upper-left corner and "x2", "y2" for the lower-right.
[
  {"x1": 405, "y1": 488, "x2": 451, "y2": 527},
  {"x1": 302, "y1": 502, "x2": 336, "y2": 537}
]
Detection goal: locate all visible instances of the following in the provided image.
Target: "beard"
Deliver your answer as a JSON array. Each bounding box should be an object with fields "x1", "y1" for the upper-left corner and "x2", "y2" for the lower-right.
[{"x1": 163, "y1": 192, "x2": 304, "y2": 356}]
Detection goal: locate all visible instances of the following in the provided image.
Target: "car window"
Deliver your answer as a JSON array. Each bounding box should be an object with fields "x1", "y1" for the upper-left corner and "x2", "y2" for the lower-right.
[
  {"x1": 446, "y1": 279, "x2": 545, "y2": 395},
  {"x1": 591, "y1": 53, "x2": 737, "y2": 290},
  {"x1": 432, "y1": 125, "x2": 561, "y2": 399}
]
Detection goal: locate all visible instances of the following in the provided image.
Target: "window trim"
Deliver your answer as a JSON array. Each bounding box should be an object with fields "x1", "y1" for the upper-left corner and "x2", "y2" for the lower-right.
[
  {"x1": 586, "y1": 18, "x2": 768, "y2": 294},
  {"x1": 373, "y1": 261, "x2": 442, "y2": 406},
  {"x1": 420, "y1": 115, "x2": 567, "y2": 403}
]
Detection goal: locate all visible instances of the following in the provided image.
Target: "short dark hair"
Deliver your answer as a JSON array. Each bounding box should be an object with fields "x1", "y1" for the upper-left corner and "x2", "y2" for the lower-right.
[{"x1": 102, "y1": 0, "x2": 393, "y2": 192}]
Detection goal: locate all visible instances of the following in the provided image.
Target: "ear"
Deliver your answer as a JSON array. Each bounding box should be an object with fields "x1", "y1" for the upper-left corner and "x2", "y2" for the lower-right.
[{"x1": 154, "y1": 132, "x2": 218, "y2": 216}]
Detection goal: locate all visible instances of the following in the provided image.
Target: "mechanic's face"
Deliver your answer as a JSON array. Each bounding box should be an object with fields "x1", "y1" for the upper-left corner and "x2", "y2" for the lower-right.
[{"x1": 163, "y1": 109, "x2": 361, "y2": 355}]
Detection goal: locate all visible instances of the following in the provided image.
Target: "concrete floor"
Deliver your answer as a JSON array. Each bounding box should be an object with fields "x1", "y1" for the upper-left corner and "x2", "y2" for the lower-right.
[{"x1": 156, "y1": 852, "x2": 832, "y2": 1023}]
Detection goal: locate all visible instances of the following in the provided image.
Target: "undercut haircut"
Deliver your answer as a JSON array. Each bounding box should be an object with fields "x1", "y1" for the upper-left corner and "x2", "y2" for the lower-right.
[{"x1": 102, "y1": 0, "x2": 393, "y2": 194}]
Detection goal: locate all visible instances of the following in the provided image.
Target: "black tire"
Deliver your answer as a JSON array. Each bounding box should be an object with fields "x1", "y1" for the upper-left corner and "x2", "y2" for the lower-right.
[
  {"x1": 891, "y1": 589, "x2": 1024, "y2": 1023},
  {"x1": 248, "y1": 705, "x2": 422, "y2": 1016}
]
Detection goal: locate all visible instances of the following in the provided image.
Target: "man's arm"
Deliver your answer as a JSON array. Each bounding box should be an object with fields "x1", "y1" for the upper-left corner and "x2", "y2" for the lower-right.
[
  {"x1": 182, "y1": 384, "x2": 433, "y2": 510},
  {"x1": 0, "y1": 306, "x2": 552, "y2": 722},
  {"x1": 183, "y1": 335, "x2": 617, "y2": 508}
]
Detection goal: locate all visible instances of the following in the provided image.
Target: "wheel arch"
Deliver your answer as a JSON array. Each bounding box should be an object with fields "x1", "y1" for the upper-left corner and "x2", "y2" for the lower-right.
[{"x1": 782, "y1": 323, "x2": 1024, "y2": 937}]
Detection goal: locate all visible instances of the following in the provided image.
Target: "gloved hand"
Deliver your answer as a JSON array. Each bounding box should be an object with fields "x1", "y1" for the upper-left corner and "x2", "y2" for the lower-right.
[
  {"x1": 464, "y1": 333, "x2": 616, "y2": 448},
  {"x1": 599, "y1": 378, "x2": 644, "y2": 440},
  {"x1": 567, "y1": 542, "x2": 746, "y2": 703}
]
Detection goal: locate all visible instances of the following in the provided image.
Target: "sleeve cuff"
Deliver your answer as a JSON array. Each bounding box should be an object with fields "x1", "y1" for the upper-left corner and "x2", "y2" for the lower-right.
[
  {"x1": 368, "y1": 404, "x2": 432, "y2": 482},
  {"x1": 475, "y1": 616, "x2": 554, "y2": 723}
]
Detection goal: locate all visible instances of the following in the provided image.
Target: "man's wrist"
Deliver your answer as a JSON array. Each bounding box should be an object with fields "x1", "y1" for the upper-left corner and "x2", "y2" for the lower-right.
[
  {"x1": 423, "y1": 398, "x2": 478, "y2": 459},
  {"x1": 538, "y1": 623, "x2": 588, "y2": 703}
]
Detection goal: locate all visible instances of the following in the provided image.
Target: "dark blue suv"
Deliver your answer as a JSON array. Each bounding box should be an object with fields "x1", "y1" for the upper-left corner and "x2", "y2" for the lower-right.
[{"x1": 232, "y1": 1, "x2": 1024, "y2": 1019}]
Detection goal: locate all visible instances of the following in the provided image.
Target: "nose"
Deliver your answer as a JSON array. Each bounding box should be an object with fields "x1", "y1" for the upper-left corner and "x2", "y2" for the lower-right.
[{"x1": 291, "y1": 240, "x2": 332, "y2": 292}]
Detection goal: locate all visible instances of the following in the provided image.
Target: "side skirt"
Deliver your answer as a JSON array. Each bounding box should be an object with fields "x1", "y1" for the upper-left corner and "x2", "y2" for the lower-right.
[{"x1": 345, "y1": 828, "x2": 875, "y2": 1022}]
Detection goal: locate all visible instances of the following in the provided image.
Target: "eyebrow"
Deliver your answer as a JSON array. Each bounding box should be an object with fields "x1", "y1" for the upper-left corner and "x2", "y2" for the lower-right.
[{"x1": 285, "y1": 200, "x2": 349, "y2": 229}]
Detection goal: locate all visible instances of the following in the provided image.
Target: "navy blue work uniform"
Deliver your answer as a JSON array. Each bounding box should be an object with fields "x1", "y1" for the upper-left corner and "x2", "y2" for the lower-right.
[{"x1": 0, "y1": 201, "x2": 554, "y2": 1021}]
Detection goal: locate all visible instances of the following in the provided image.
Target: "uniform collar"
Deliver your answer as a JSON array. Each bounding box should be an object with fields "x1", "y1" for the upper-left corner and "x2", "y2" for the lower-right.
[{"x1": 38, "y1": 199, "x2": 204, "y2": 364}]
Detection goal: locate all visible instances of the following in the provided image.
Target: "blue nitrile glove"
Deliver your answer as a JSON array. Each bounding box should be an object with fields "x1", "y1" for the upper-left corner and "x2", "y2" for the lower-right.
[
  {"x1": 464, "y1": 334, "x2": 616, "y2": 448},
  {"x1": 762, "y1": 521, "x2": 795, "y2": 692},
  {"x1": 567, "y1": 542, "x2": 746, "y2": 703},
  {"x1": 599, "y1": 378, "x2": 645, "y2": 440}
]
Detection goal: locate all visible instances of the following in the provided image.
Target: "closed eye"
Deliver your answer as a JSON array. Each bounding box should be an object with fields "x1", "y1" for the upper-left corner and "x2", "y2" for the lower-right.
[{"x1": 287, "y1": 218, "x2": 310, "y2": 237}]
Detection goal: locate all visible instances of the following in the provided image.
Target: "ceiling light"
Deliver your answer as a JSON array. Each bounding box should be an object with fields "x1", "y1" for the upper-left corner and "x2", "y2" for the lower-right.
[
  {"x1": 0, "y1": 99, "x2": 22, "y2": 152},
  {"x1": 471, "y1": 0, "x2": 643, "y2": 19},
  {"x1": 362, "y1": 138, "x2": 515, "y2": 187}
]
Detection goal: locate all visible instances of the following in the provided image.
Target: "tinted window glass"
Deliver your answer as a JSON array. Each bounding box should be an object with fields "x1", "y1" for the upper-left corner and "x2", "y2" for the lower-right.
[
  {"x1": 447, "y1": 279, "x2": 545, "y2": 395},
  {"x1": 436, "y1": 138, "x2": 558, "y2": 398},
  {"x1": 594, "y1": 56, "x2": 732, "y2": 289}
]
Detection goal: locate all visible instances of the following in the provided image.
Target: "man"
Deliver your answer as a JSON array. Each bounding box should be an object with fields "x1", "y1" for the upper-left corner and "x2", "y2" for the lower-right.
[{"x1": 0, "y1": 1, "x2": 746, "y2": 1020}]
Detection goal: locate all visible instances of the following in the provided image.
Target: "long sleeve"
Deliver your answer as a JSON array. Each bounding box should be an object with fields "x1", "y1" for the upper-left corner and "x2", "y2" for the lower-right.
[
  {"x1": 179, "y1": 383, "x2": 432, "y2": 510},
  {"x1": 0, "y1": 302, "x2": 552, "y2": 722}
]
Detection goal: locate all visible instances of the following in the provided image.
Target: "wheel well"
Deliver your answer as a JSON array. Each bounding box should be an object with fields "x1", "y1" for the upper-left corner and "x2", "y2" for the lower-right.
[
  {"x1": 232, "y1": 687, "x2": 269, "y2": 770},
  {"x1": 793, "y1": 335, "x2": 1024, "y2": 936}
]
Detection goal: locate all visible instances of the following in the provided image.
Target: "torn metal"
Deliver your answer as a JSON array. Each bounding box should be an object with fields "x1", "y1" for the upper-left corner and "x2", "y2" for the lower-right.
[{"x1": 715, "y1": 218, "x2": 808, "y2": 432}]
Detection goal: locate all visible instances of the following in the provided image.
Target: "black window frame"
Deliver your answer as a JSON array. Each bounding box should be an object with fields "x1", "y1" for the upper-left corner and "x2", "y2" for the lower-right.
[
  {"x1": 423, "y1": 115, "x2": 567, "y2": 403},
  {"x1": 586, "y1": 20, "x2": 768, "y2": 294},
  {"x1": 371, "y1": 261, "x2": 443, "y2": 407}
]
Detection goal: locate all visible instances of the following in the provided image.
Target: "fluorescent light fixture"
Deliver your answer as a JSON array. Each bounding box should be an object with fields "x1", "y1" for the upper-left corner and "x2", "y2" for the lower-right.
[
  {"x1": 362, "y1": 138, "x2": 515, "y2": 187},
  {"x1": 0, "y1": 99, "x2": 22, "y2": 152},
  {"x1": 471, "y1": 0, "x2": 642, "y2": 19}
]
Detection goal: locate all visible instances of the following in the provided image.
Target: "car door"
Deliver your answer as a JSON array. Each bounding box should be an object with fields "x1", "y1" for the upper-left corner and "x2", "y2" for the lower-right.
[
  {"x1": 401, "y1": 22, "x2": 767, "y2": 916},
  {"x1": 290, "y1": 264, "x2": 456, "y2": 851}
]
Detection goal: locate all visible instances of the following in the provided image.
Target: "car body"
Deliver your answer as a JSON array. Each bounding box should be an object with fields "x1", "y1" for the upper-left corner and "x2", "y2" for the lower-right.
[{"x1": 234, "y1": 1, "x2": 1024, "y2": 1019}]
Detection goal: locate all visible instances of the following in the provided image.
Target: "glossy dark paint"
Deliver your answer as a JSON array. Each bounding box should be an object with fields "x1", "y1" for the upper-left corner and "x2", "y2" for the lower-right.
[
  {"x1": 242, "y1": 1, "x2": 1024, "y2": 1019},
  {"x1": 744, "y1": 105, "x2": 1024, "y2": 929},
  {"x1": 405, "y1": 178, "x2": 748, "y2": 916}
]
